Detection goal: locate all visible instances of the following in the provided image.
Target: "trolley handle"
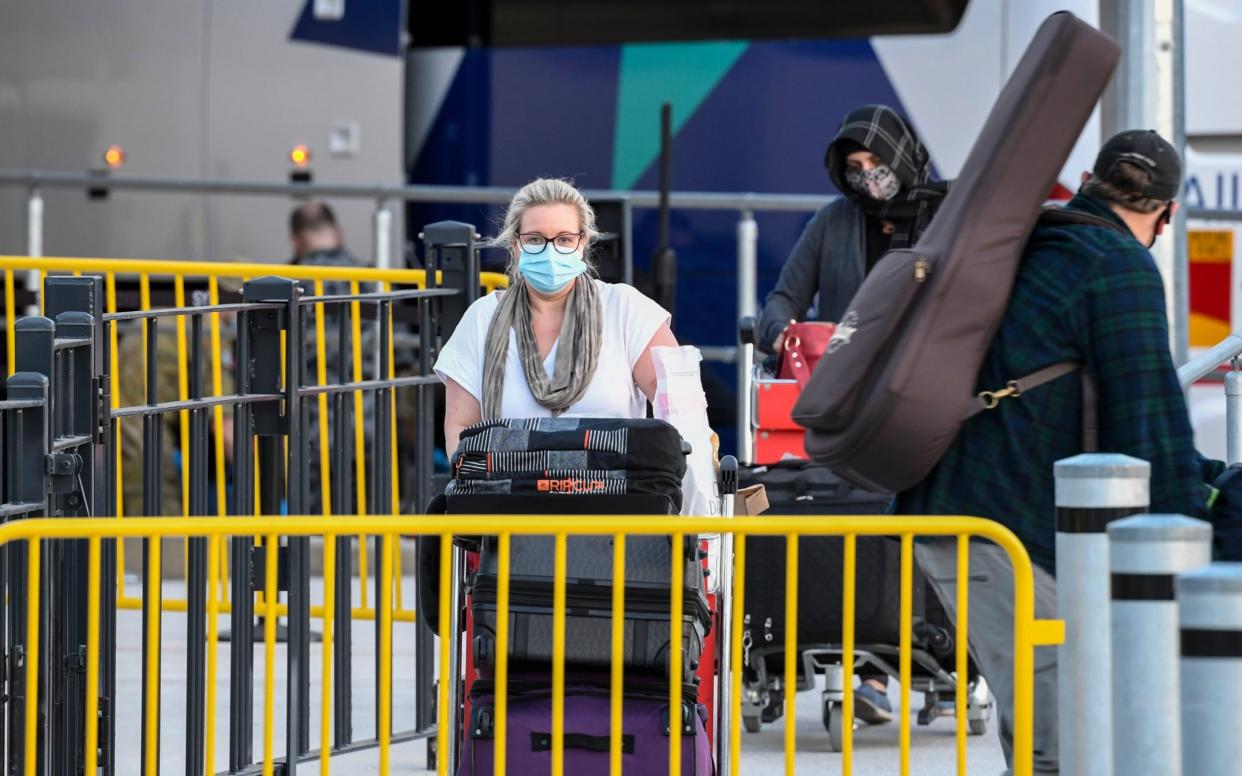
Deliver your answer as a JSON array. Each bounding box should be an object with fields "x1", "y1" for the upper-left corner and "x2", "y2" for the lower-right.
[{"x1": 720, "y1": 455, "x2": 739, "y2": 497}]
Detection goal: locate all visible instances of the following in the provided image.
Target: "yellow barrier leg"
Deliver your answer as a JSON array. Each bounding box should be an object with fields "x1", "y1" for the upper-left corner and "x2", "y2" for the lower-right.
[
  {"x1": 842, "y1": 533, "x2": 856, "y2": 775},
  {"x1": 899, "y1": 533, "x2": 913, "y2": 776},
  {"x1": 552, "y1": 532, "x2": 568, "y2": 776},
  {"x1": 610, "y1": 534, "x2": 626, "y2": 776},
  {"x1": 956, "y1": 535, "x2": 970, "y2": 776},
  {"x1": 206, "y1": 535, "x2": 221, "y2": 776},
  {"x1": 496, "y1": 533, "x2": 512, "y2": 776},
  {"x1": 670, "y1": 532, "x2": 685, "y2": 776},
  {"x1": 729, "y1": 535, "x2": 747, "y2": 776},
  {"x1": 436, "y1": 534, "x2": 454, "y2": 776},
  {"x1": 4, "y1": 269, "x2": 15, "y2": 375},
  {"x1": 784, "y1": 534, "x2": 798, "y2": 776},
  {"x1": 85, "y1": 537, "x2": 102, "y2": 776},
  {"x1": 174, "y1": 276, "x2": 191, "y2": 524},
  {"x1": 105, "y1": 273, "x2": 129, "y2": 604},
  {"x1": 380, "y1": 533, "x2": 394, "y2": 773},
  {"x1": 263, "y1": 536, "x2": 278, "y2": 776},
  {"x1": 24, "y1": 540, "x2": 40, "y2": 776},
  {"x1": 321, "y1": 536, "x2": 336, "y2": 776},
  {"x1": 145, "y1": 538, "x2": 162, "y2": 776}
]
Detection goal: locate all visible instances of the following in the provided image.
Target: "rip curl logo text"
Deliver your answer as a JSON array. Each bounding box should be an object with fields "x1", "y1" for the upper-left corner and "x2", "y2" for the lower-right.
[
  {"x1": 537, "y1": 478, "x2": 607, "y2": 493},
  {"x1": 827, "y1": 310, "x2": 859, "y2": 353}
]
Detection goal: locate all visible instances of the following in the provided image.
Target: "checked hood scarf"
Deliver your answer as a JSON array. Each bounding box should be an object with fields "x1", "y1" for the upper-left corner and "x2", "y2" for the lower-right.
[{"x1": 825, "y1": 104, "x2": 951, "y2": 249}]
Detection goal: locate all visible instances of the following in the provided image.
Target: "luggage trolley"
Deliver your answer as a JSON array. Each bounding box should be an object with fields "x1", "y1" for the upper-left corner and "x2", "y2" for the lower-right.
[
  {"x1": 431, "y1": 456, "x2": 741, "y2": 774},
  {"x1": 735, "y1": 317, "x2": 992, "y2": 750}
]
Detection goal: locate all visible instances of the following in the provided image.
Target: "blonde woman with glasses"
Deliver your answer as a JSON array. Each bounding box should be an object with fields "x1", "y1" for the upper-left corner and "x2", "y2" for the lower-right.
[{"x1": 434, "y1": 177, "x2": 678, "y2": 452}]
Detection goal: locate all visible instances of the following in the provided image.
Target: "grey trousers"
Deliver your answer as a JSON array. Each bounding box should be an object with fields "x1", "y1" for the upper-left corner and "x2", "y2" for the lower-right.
[{"x1": 914, "y1": 539, "x2": 1060, "y2": 774}]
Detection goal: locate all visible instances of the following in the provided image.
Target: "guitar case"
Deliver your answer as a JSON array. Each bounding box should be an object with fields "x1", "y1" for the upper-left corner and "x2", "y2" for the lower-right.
[{"x1": 791, "y1": 12, "x2": 1122, "y2": 492}]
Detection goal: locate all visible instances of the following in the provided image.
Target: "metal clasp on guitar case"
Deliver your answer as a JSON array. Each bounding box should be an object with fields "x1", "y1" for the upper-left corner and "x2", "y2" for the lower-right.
[{"x1": 978, "y1": 380, "x2": 1022, "y2": 410}]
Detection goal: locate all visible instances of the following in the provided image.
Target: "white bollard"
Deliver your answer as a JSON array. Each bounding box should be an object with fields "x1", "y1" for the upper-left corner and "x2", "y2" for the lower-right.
[
  {"x1": 1055, "y1": 453, "x2": 1150, "y2": 776},
  {"x1": 1179, "y1": 562, "x2": 1242, "y2": 776},
  {"x1": 1108, "y1": 514, "x2": 1211, "y2": 776}
]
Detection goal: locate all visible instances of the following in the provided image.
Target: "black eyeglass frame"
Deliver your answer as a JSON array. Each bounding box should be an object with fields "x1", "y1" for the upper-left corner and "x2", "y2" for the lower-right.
[{"x1": 516, "y1": 231, "x2": 585, "y2": 255}]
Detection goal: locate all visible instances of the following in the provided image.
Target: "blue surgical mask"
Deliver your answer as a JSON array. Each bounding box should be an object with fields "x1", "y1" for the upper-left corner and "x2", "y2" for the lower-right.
[{"x1": 518, "y1": 247, "x2": 588, "y2": 294}]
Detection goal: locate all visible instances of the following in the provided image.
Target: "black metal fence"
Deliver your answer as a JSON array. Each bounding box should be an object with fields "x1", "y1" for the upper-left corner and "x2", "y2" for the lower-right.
[{"x1": 0, "y1": 221, "x2": 482, "y2": 775}]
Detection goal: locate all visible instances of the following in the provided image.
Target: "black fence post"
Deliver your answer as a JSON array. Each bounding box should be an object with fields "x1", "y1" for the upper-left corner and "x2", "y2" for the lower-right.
[
  {"x1": 331, "y1": 301, "x2": 354, "y2": 750},
  {"x1": 13, "y1": 314, "x2": 55, "y2": 776},
  {"x1": 416, "y1": 221, "x2": 479, "y2": 754},
  {"x1": 229, "y1": 303, "x2": 256, "y2": 772},
  {"x1": 283, "y1": 280, "x2": 311, "y2": 765},
  {"x1": 243, "y1": 277, "x2": 310, "y2": 773},
  {"x1": 185, "y1": 312, "x2": 209, "y2": 776},
  {"x1": 44, "y1": 274, "x2": 107, "y2": 776},
  {"x1": 371, "y1": 298, "x2": 394, "y2": 738},
  {"x1": 3, "y1": 364, "x2": 50, "y2": 776}
]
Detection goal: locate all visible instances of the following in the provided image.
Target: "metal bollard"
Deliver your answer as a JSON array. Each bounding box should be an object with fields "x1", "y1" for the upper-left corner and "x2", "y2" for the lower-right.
[
  {"x1": 1108, "y1": 514, "x2": 1211, "y2": 776},
  {"x1": 1179, "y1": 562, "x2": 1242, "y2": 776},
  {"x1": 1054, "y1": 453, "x2": 1150, "y2": 776}
]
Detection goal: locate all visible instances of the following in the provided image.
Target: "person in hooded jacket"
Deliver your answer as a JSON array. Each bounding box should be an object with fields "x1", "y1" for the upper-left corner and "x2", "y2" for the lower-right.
[
  {"x1": 755, "y1": 105, "x2": 949, "y2": 725},
  {"x1": 758, "y1": 104, "x2": 950, "y2": 355}
]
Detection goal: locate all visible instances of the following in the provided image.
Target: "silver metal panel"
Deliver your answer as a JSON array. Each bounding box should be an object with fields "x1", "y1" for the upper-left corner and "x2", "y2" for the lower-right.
[{"x1": 0, "y1": 0, "x2": 403, "y2": 264}]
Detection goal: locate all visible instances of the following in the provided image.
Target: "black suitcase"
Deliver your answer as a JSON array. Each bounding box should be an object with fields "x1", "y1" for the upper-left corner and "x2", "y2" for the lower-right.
[
  {"x1": 449, "y1": 417, "x2": 689, "y2": 511},
  {"x1": 739, "y1": 462, "x2": 903, "y2": 648},
  {"x1": 450, "y1": 493, "x2": 712, "y2": 677}
]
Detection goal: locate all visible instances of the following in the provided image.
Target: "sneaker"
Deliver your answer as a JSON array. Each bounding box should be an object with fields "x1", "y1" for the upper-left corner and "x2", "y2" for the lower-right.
[{"x1": 853, "y1": 682, "x2": 894, "y2": 725}]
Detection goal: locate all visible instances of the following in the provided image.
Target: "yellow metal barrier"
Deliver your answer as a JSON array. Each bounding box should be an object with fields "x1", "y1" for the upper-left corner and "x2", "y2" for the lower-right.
[
  {"x1": 1, "y1": 255, "x2": 508, "y2": 629},
  {"x1": 1, "y1": 513, "x2": 1062, "y2": 776}
]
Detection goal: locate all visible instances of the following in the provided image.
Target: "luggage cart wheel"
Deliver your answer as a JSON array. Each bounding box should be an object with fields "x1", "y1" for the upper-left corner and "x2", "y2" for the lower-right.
[
  {"x1": 822, "y1": 699, "x2": 846, "y2": 752},
  {"x1": 743, "y1": 713, "x2": 763, "y2": 734}
]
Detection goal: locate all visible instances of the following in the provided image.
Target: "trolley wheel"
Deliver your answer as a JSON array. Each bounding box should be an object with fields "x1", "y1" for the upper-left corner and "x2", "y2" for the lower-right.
[
  {"x1": 761, "y1": 689, "x2": 785, "y2": 723},
  {"x1": 743, "y1": 714, "x2": 763, "y2": 734},
  {"x1": 823, "y1": 699, "x2": 845, "y2": 752},
  {"x1": 968, "y1": 717, "x2": 987, "y2": 736}
]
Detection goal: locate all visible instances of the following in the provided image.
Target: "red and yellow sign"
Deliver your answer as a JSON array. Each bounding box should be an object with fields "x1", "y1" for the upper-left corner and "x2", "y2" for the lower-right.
[{"x1": 1189, "y1": 229, "x2": 1233, "y2": 346}]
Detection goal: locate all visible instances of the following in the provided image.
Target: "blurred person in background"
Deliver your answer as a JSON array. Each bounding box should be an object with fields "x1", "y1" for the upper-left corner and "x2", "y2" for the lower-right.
[
  {"x1": 290, "y1": 201, "x2": 364, "y2": 288},
  {"x1": 289, "y1": 201, "x2": 382, "y2": 515}
]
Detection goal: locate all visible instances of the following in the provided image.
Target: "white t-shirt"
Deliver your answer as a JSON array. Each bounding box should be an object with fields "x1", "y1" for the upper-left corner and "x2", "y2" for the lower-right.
[{"x1": 434, "y1": 279, "x2": 671, "y2": 419}]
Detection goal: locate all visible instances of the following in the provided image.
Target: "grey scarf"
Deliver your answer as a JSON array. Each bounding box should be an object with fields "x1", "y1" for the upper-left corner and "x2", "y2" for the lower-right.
[{"x1": 481, "y1": 276, "x2": 602, "y2": 420}]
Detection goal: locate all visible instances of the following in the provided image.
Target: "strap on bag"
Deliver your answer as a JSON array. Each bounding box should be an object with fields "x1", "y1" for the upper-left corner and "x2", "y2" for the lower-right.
[
  {"x1": 968, "y1": 361, "x2": 1098, "y2": 453},
  {"x1": 970, "y1": 361, "x2": 1081, "y2": 415},
  {"x1": 958, "y1": 208, "x2": 1117, "y2": 451}
]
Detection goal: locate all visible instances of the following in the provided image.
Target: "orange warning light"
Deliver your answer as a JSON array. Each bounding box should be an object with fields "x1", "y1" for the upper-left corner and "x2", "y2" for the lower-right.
[
  {"x1": 103, "y1": 145, "x2": 125, "y2": 169},
  {"x1": 289, "y1": 144, "x2": 311, "y2": 167}
]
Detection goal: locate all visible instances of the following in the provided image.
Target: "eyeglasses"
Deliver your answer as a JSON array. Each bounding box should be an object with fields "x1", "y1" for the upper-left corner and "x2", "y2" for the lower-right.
[{"x1": 518, "y1": 231, "x2": 584, "y2": 255}]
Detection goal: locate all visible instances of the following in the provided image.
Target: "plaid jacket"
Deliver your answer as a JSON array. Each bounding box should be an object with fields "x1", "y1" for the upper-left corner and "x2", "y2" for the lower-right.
[{"x1": 897, "y1": 194, "x2": 1218, "y2": 572}]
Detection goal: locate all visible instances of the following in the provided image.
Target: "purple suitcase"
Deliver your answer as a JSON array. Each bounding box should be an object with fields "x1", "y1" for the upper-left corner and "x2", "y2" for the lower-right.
[{"x1": 457, "y1": 677, "x2": 715, "y2": 775}]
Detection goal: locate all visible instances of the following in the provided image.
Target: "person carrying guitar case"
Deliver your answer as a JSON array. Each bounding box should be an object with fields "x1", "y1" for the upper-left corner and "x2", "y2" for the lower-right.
[{"x1": 789, "y1": 12, "x2": 1144, "y2": 773}]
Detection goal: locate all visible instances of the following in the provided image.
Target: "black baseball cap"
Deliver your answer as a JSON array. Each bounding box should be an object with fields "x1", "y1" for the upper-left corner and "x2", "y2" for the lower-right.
[{"x1": 1093, "y1": 129, "x2": 1181, "y2": 201}]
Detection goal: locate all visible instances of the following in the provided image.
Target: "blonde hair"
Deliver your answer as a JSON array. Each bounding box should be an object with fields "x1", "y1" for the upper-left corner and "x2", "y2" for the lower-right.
[{"x1": 495, "y1": 178, "x2": 601, "y2": 277}]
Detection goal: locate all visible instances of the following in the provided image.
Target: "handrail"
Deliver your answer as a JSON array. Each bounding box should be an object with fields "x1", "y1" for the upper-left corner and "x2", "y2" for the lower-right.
[
  {"x1": 0, "y1": 169, "x2": 832, "y2": 213},
  {"x1": 1178, "y1": 333, "x2": 1242, "y2": 388}
]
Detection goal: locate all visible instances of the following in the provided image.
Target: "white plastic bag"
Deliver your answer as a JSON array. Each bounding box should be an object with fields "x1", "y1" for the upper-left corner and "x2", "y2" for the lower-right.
[{"x1": 650, "y1": 345, "x2": 719, "y2": 517}]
